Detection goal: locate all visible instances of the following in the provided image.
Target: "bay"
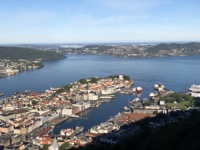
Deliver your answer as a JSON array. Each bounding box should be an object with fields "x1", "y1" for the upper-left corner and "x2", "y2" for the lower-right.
[{"x1": 0, "y1": 54, "x2": 200, "y2": 133}]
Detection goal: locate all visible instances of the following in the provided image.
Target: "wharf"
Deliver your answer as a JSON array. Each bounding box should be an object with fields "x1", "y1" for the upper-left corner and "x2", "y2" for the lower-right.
[
  {"x1": 68, "y1": 126, "x2": 84, "y2": 138},
  {"x1": 51, "y1": 116, "x2": 70, "y2": 126}
]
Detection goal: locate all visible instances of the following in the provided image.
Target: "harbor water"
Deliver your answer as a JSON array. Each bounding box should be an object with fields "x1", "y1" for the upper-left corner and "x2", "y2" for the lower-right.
[{"x1": 0, "y1": 54, "x2": 200, "y2": 133}]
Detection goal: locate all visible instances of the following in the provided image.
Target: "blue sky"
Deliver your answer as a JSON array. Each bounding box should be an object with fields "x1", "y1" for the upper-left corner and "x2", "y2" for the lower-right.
[{"x1": 0, "y1": 0, "x2": 200, "y2": 44}]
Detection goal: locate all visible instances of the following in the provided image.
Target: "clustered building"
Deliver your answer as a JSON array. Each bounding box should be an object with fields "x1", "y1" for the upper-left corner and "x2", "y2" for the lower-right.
[
  {"x1": 0, "y1": 59, "x2": 42, "y2": 77},
  {"x1": 0, "y1": 75, "x2": 133, "y2": 149}
]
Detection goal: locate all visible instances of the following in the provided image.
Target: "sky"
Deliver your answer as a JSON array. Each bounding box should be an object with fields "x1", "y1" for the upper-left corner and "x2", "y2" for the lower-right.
[{"x1": 0, "y1": 0, "x2": 200, "y2": 44}]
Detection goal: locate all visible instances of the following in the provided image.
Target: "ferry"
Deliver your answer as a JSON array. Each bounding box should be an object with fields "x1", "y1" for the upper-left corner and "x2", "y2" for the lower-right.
[
  {"x1": 189, "y1": 84, "x2": 200, "y2": 92},
  {"x1": 136, "y1": 87, "x2": 142, "y2": 94}
]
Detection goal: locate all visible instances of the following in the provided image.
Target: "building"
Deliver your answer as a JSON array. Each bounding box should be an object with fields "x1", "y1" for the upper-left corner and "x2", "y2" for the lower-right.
[{"x1": 88, "y1": 92, "x2": 98, "y2": 101}]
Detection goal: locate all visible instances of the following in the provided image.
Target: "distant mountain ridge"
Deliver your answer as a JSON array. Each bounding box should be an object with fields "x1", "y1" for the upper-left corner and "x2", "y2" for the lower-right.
[
  {"x1": 145, "y1": 42, "x2": 200, "y2": 56},
  {"x1": 0, "y1": 46, "x2": 66, "y2": 60},
  {"x1": 61, "y1": 42, "x2": 200, "y2": 57}
]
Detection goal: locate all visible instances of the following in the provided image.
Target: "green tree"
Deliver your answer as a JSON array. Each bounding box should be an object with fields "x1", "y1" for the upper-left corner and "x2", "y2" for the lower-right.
[
  {"x1": 79, "y1": 78, "x2": 87, "y2": 84},
  {"x1": 90, "y1": 77, "x2": 98, "y2": 83},
  {"x1": 59, "y1": 142, "x2": 69, "y2": 150},
  {"x1": 43, "y1": 144, "x2": 50, "y2": 150},
  {"x1": 32, "y1": 100, "x2": 38, "y2": 105}
]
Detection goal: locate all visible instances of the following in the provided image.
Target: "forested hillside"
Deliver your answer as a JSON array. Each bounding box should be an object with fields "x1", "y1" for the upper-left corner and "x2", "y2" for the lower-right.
[{"x1": 0, "y1": 47, "x2": 65, "y2": 60}]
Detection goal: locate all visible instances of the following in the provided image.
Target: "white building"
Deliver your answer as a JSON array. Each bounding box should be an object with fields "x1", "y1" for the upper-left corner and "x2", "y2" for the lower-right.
[
  {"x1": 119, "y1": 75, "x2": 124, "y2": 80},
  {"x1": 73, "y1": 101, "x2": 91, "y2": 111},
  {"x1": 88, "y1": 93, "x2": 99, "y2": 101},
  {"x1": 101, "y1": 86, "x2": 117, "y2": 95},
  {"x1": 62, "y1": 107, "x2": 73, "y2": 116}
]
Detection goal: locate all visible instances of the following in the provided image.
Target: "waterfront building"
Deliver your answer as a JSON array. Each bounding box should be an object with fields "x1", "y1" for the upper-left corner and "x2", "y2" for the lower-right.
[
  {"x1": 62, "y1": 107, "x2": 73, "y2": 116},
  {"x1": 88, "y1": 92, "x2": 98, "y2": 100},
  {"x1": 73, "y1": 101, "x2": 90, "y2": 112}
]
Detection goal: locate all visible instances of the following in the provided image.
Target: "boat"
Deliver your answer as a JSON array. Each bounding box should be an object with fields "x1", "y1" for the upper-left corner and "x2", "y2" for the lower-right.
[
  {"x1": 123, "y1": 106, "x2": 130, "y2": 111},
  {"x1": 136, "y1": 87, "x2": 142, "y2": 94},
  {"x1": 132, "y1": 87, "x2": 136, "y2": 93},
  {"x1": 154, "y1": 83, "x2": 165, "y2": 90},
  {"x1": 189, "y1": 84, "x2": 200, "y2": 92},
  {"x1": 149, "y1": 93, "x2": 158, "y2": 97},
  {"x1": 0, "y1": 92, "x2": 4, "y2": 97},
  {"x1": 75, "y1": 126, "x2": 84, "y2": 133},
  {"x1": 130, "y1": 98, "x2": 139, "y2": 103}
]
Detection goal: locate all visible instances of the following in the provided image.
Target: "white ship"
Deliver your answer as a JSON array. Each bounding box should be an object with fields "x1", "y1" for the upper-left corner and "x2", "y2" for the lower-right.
[
  {"x1": 136, "y1": 87, "x2": 142, "y2": 94},
  {"x1": 189, "y1": 84, "x2": 200, "y2": 93},
  {"x1": 0, "y1": 92, "x2": 4, "y2": 97},
  {"x1": 130, "y1": 98, "x2": 139, "y2": 103},
  {"x1": 149, "y1": 93, "x2": 157, "y2": 97},
  {"x1": 154, "y1": 83, "x2": 165, "y2": 90}
]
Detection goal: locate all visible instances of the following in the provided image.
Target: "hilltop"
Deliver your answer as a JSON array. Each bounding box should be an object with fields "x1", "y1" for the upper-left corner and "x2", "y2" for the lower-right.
[{"x1": 0, "y1": 46, "x2": 66, "y2": 60}]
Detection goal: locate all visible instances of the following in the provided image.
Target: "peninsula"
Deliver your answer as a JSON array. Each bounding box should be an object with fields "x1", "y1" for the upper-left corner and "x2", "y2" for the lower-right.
[
  {"x1": 0, "y1": 75, "x2": 133, "y2": 149},
  {"x1": 0, "y1": 46, "x2": 66, "y2": 78}
]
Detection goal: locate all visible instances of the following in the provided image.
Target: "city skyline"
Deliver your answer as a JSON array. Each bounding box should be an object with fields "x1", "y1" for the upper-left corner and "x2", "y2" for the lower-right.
[{"x1": 1, "y1": 0, "x2": 200, "y2": 44}]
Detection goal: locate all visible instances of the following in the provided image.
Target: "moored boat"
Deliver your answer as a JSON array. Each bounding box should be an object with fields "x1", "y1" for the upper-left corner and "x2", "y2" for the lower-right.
[
  {"x1": 136, "y1": 87, "x2": 142, "y2": 94},
  {"x1": 75, "y1": 126, "x2": 84, "y2": 133},
  {"x1": 0, "y1": 92, "x2": 4, "y2": 97},
  {"x1": 189, "y1": 84, "x2": 200, "y2": 92},
  {"x1": 130, "y1": 98, "x2": 139, "y2": 103},
  {"x1": 154, "y1": 83, "x2": 165, "y2": 90},
  {"x1": 149, "y1": 93, "x2": 157, "y2": 97}
]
